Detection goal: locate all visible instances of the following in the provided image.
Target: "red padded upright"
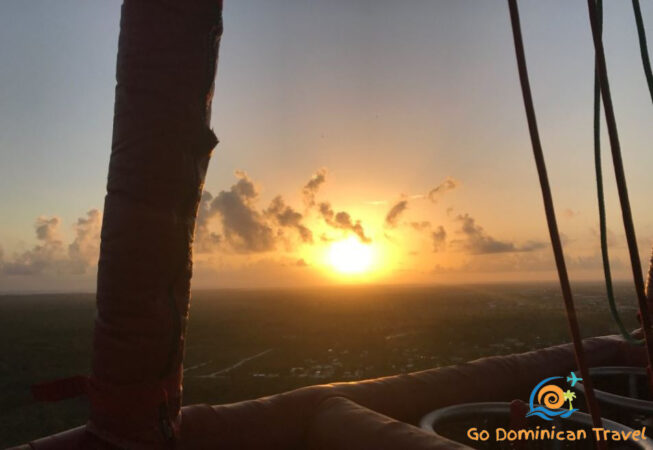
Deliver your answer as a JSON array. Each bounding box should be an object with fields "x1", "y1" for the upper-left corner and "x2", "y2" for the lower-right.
[{"x1": 89, "y1": 0, "x2": 223, "y2": 446}]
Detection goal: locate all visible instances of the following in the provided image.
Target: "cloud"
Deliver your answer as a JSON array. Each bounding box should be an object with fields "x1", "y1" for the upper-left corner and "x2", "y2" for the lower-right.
[
  {"x1": 428, "y1": 177, "x2": 459, "y2": 203},
  {"x1": 320, "y1": 233, "x2": 334, "y2": 243},
  {"x1": 192, "y1": 169, "x2": 374, "y2": 253},
  {"x1": 195, "y1": 191, "x2": 223, "y2": 252},
  {"x1": 383, "y1": 177, "x2": 458, "y2": 229},
  {"x1": 67, "y1": 209, "x2": 101, "y2": 274},
  {"x1": 2, "y1": 212, "x2": 102, "y2": 276},
  {"x1": 384, "y1": 200, "x2": 408, "y2": 228},
  {"x1": 266, "y1": 196, "x2": 313, "y2": 243},
  {"x1": 383, "y1": 232, "x2": 397, "y2": 243},
  {"x1": 410, "y1": 221, "x2": 431, "y2": 231},
  {"x1": 35, "y1": 216, "x2": 61, "y2": 242},
  {"x1": 318, "y1": 202, "x2": 372, "y2": 243},
  {"x1": 208, "y1": 171, "x2": 277, "y2": 253},
  {"x1": 451, "y1": 213, "x2": 544, "y2": 254},
  {"x1": 3, "y1": 216, "x2": 65, "y2": 275},
  {"x1": 520, "y1": 240, "x2": 547, "y2": 252},
  {"x1": 197, "y1": 171, "x2": 316, "y2": 254},
  {"x1": 451, "y1": 213, "x2": 515, "y2": 254},
  {"x1": 562, "y1": 208, "x2": 579, "y2": 219},
  {"x1": 302, "y1": 168, "x2": 328, "y2": 208},
  {"x1": 432, "y1": 226, "x2": 447, "y2": 252},
  {"x1": 589, "y1": 227, "x2": 619, "y2": 247},
  {"x1": 432, "y1": 250, "x2": 626, "y2": 277},
  {"x1": 395, "y1": 178, "x2": 458, "y2": 204}
]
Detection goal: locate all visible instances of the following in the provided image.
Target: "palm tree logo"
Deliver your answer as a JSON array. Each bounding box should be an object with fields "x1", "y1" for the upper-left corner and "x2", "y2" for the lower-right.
[{"x1": 563, "y1": 390, "x2": 576, "y2": 410}]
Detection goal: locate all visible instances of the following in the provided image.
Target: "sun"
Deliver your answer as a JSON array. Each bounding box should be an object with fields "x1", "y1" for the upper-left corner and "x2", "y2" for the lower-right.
[{"x1": 327, "y1": 236, "x2": 375, "y2": 274}]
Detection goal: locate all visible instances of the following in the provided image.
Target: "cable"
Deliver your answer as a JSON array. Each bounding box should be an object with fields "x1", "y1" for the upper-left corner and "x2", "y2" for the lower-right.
[
  {"x1": 632, "y1": 0, "x2": 653, "y2": 104},
  {"x1": 593, "y1": 0, "x2": 644, "y2": 345},
  {"x1": 506, "y1": 1, "x2": 605, "y2": 443},
  {"x1": 586, "y1": 0, "x2": 653, "y2": 392}
]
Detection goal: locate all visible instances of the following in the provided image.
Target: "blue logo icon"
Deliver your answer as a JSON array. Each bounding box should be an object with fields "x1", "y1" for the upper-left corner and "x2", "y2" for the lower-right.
[{"x1": 566, "y1": 372, "x2": 582, "y2": 387}]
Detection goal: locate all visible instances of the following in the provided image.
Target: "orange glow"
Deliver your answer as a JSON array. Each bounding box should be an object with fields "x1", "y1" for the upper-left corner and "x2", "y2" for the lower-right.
[{"x1": 327, "y1": 237, "x2": 375, "y2": 275}]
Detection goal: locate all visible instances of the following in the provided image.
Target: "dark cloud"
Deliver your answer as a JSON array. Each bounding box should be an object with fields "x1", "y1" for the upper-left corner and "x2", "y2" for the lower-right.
[
  {"x1": 451, "y1": 213, "x2": 543, "y2": 254},
  {"x1": 195, "y1": 191, "x2": 223, "y2": 252},
  {"x1": 266, "y1": 196, "x2": 313, "y2": 243},
  {"x1": 318, "y1": 202, "x2": 371, "y2": 243},
  {"x1": 197, "y1": 171, "x2": 315, "y2": 254},
  {"x1": 432, "y1": 226, "x2": 447, "y2": 252},
  {"x1": 428, "y1": 177, "x2": 459, "y2": 202},
  {"x1": 208, "y1": 172, "x2": 277, "y2": 253},
  {"x1": 384, "y1": 200, "x2": 408, "y2": 228},
  {"x1": 452, "y1": 213, "x2": 515, "y2": 254},
  {"x1": 35, "y1": 216, "x2": 61, "y2": 242},
  {"x1": 302, "y1": 168, "x2": 327, "y2": 208},
  {"x1": 410, "y1": 221, "x2": 431, "y2": 231},
  {"x1": 379, "y1": 178, "x2": 458, "y2": 232},
  {"x1": 520, "y1": 241, "x2": 547, "y2": 252}
]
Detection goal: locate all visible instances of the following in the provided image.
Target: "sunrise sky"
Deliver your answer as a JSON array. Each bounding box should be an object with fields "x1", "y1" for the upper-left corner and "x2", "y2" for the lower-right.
[{"x1": 0, "y1": 0, "x2": 652, "y2": 291}]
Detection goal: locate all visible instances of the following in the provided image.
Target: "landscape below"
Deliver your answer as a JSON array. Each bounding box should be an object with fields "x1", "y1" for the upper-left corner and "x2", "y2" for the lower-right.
[{"x1": 0, "y1": 282, "x2": 641, "y2": 447}]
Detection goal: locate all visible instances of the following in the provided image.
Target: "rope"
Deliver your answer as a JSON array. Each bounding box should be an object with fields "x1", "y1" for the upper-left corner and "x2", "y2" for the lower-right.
[
  {"x1": 632, "y1": 0, "x2": 653, "y2": 314},
  {"x1": 647, "y1": 248, "x2": 653, "y2": 302},
  {"x1": 586, "y1": 0, "x2": 653, "y2": 392},
  {"x1": 593, "y1": 0, "x2": 644, "y2": 345},
  {"x1": 632, "y1": 0, "x2": 653, "y2": 104},
  {"x1": 506, "y1": 1, "x2": 605, "y2": 443}
]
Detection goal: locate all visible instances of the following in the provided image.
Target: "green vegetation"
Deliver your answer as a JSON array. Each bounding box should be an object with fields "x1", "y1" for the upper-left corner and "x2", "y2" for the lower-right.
[{"x1": 0, "y1": 282, "x2": 640, "y2": 447}]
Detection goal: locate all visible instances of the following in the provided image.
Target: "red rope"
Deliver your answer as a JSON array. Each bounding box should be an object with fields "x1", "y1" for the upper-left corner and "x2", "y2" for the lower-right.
[{"x1": 506, "y1": 1, "x2": 605, "y2": 447}]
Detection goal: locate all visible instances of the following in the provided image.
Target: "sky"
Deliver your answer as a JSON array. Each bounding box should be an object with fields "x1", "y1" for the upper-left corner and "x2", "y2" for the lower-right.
[{"x1": 0, "y1": 0, "x2": 652, "y2": 291}]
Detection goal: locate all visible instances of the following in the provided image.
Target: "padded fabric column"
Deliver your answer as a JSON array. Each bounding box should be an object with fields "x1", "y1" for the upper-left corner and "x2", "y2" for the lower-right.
[{"x1": 89, "y1": 0, "x2": 223, "y2": 446}]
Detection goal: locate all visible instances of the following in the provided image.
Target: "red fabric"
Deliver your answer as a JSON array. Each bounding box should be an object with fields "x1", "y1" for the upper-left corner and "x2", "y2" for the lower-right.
[
  {"x1": 31, "y1": 376, "x2": 87, "y2": 403},
  {"x1": 24, "y1": 336, "x2": 643, "y2": 449},
  {"x1": 14, "y1": 427, "x2": 117, "y2": 450},
  {"x1": 88, "y1": 0, "x2": 223, "y2": 446},
  {"x1": 307, "y1": 397, "x2": 469, "y2": 450},
  {"x1": 182, "y1": 335, "x2": 639, "y2": 450},
  {"x1": 86, "y1": 373, "x2": 179, "y2": 418}
]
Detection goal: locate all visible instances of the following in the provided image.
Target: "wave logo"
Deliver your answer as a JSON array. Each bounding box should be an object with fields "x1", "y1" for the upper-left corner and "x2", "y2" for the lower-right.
[{"x1": 526, "y1": 372, "x2": 580, "y2": 421}]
